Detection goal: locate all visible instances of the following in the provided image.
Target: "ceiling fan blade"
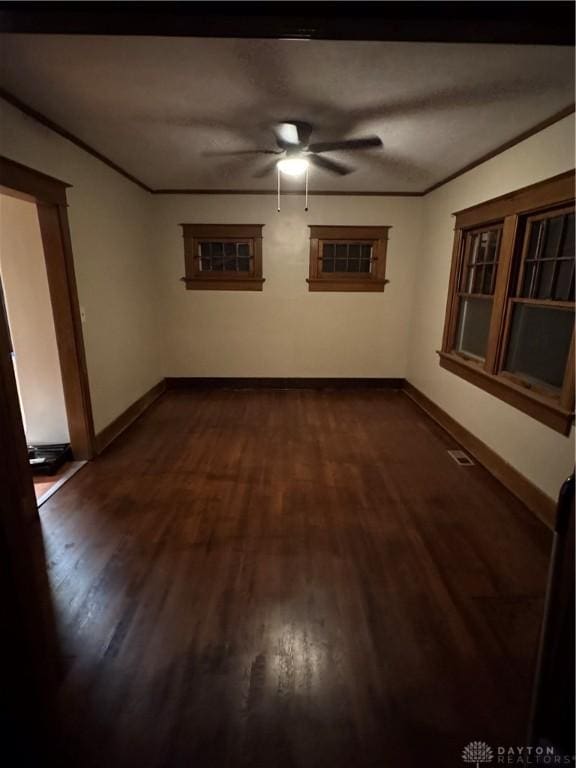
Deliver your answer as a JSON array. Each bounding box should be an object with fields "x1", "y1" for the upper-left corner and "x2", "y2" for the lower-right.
[
  {"x1": 253, "y1": 158, "x2": 280, "y2": 178},
  {"x1": 308, "y1": 136, "x2": 383, "y2": 153},
  {"x1": 273, "y1": 121, "x2": 313, "y2": 148},
  {"x1": 203, "y1": 149, "x2": 281, "y2": 157},
  {"x1": 308, "y1": 154, "x2": 354, "y2": 176},
  {"x1": 294, "y1": 121, "x2": 313, "y2": 146},
  {"x1": 274, "y1": 122, "x2": 300, "y2": 147}
]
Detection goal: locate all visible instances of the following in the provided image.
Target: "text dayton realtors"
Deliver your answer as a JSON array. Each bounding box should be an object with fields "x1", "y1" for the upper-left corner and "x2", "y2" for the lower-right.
[{"x1": 496, "y1": 745, "x2": 574, "y2": 765}]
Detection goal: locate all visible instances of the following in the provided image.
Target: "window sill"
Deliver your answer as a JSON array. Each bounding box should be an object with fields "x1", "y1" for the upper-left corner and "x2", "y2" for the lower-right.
[
  {"x1": 307, "y1": 278, "x2": 389, "y2": 293},
  {"x1": 181, "y1": 277, "x2": 265, "y2": 291},
  {"x1": 438, "y1": 351, "x2": 574, "y2": 435}
]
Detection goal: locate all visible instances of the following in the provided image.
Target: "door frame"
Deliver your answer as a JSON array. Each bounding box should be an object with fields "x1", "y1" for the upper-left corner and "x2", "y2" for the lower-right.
[
  {"x1": 0, "y1": 199, "x2": 62, "y2": 760},
  {"x1": 0, "y1": 155, "x2": 95, "y2": 459}
]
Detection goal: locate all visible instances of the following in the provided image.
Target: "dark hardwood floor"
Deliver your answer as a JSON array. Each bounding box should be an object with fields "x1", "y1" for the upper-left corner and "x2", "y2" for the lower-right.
[{"x1": 40, "y1": 389, "x2": 552, "y2": 768}]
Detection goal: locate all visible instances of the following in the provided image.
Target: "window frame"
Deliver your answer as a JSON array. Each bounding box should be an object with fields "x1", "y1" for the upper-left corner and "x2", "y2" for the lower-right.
[
  {"x1": 307, "y1": 226, "x2": 390, "y2": 292},
  {"x1": 180, "y1": 224, "x2": 265, "y2": 291},
  {"x1": 439, "y1": 170, "x2": 575, "y2": 435}
]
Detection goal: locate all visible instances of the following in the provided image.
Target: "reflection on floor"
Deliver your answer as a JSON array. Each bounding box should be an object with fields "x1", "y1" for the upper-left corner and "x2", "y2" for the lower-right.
[{"x1": 33, "y1": 461, "x2": 87, "y2": 506}]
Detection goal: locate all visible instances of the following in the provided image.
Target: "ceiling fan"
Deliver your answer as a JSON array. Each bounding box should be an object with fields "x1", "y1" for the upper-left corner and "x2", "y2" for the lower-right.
[{"x1": 208, "y1": 121, "x2": 383, "y2": 178}]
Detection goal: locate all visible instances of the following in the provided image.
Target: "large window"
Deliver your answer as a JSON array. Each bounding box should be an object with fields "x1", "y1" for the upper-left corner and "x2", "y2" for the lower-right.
[
  {"x1": 180, "y1": 224, "x2": 264, "y2": 290},
  {"x1": 440, "y1": 171, "x2": 574, "y2": 434},
  {"x1": 307, "y1": 226, "x2": 390, "y2": 292}
]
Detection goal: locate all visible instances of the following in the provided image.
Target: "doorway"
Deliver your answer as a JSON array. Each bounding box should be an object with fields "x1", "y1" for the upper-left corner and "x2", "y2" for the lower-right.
[
  {"x1": 0, "y1": 156, "x2": 95, "y2": 502},
  {"x1": 0, "y1": 193, "x2": 86, "y2": 503}
]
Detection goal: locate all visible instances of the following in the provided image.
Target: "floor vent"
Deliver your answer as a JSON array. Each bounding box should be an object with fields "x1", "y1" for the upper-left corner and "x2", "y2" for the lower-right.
[{"x1": 447, "y1": 449, "x2": 475, "y2": 466}]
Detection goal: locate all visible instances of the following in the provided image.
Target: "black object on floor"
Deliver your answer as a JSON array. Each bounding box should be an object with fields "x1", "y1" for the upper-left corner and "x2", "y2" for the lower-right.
[{"x1": 28, "y1": 444, "x2": 72, "y2": 476}]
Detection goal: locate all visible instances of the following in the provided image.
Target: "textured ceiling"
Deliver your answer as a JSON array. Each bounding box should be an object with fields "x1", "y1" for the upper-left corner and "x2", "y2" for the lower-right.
[{"x1": 0, "y1": 35, "x2": 573, "y2": 192}]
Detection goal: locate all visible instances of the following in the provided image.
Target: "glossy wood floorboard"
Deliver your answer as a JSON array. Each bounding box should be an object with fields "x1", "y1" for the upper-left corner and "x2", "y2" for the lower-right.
[{"x1": 40, "y1": 390, "x2": 552, "y2": 768}]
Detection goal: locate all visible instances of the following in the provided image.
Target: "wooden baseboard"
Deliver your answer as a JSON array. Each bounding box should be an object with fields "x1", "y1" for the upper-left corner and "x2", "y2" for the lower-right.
[
  {"x1": 95, "y1": 380, "x2": 166, "y2": 454},
  {"x1": 165, "y1": 377, "x2": 406, "y2": 390},
  {"x1": 403, "y1": 381, "x2": 557, "y2": 529}
]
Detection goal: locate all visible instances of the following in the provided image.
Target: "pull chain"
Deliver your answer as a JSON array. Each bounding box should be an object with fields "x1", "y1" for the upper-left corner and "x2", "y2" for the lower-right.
[
  {"x1": 277, "y1": 166, "x2": 281, "y2": 212},
  {"x1": 305, "y1": 166, "x2": 309, "y2": 212}
]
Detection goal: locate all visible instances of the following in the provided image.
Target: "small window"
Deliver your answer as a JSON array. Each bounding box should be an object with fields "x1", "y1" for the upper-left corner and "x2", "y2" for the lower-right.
[
  {"x1": 307, "y1": 226, "x2": 390, "y2": 292},
  {"x1": 440, "y1": 171, "x2": 575, "y2": 435},
  {"x1": 180, "y1": 224, "x2": 264, "y2": 290}
]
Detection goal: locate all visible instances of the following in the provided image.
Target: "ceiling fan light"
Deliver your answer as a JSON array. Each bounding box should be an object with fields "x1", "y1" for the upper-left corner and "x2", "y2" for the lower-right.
[{"x1": 277, "y1": 157, "x2": 309, "y2": 177}]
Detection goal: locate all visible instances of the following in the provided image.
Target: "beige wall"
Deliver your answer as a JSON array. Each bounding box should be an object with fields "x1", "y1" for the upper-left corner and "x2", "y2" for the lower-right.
[
  {"x1": 408, "y1": 114, "x2": 575, "y2": 501},
  {"x1": 154, "y1": 194, "x2": 423, "y2": 377},
  {"x1": 0, "y1": 99, "x2": 160, "y2": 433},
  {"x1": 0, "y1": 193, "x2": 69, "y2": 443}
]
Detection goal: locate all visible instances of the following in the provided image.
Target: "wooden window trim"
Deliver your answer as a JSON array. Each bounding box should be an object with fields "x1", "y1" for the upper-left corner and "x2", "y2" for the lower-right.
[
  {"x1": 452, "y1": 170, "x2": 575, "y2": 230},
  {"x1": 440, "y1": 171, "x2": 575, "y2": 435},
  {"x1": 180, "y1": 223, "x2": 265, "y2": 291},
  {"x1": 307, "y1": 225, "x2": 390, "y2": 292}
]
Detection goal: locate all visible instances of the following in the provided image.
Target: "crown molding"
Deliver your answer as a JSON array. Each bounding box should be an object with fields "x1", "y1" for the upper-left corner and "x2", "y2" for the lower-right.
[
  {"x1": 0, "y1": 88, "x2": 152, "y2": 193},
  {"x1": 424, "y1": 104, "x2": 575, "y2": 194},
  {"x1": 152, "y1": 188, "x2": 421, "y2": 197},
  {"x1": 1, "y1": 91, "x2": 573, "y2": 200}
]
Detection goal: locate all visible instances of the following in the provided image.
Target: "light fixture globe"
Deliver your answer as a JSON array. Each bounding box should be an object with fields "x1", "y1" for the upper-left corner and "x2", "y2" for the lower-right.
[{"x1": 277, "y1": 157, "x2": 309, "y2": 177}]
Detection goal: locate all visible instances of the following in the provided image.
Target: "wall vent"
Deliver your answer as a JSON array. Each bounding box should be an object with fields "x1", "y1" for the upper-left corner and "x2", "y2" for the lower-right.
[{"x1": 447, "y1": 449, "x2": 475, "y2": 466}]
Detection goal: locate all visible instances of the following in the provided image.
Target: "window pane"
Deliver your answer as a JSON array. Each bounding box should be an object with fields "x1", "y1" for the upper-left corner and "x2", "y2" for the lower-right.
[
  {"x1": 198, "y1": 240, "x2": 253, "y2": 272},
  {"x1": 521, "y1": 262, "x2": 536, "y2": 297},
  {"x1": 504, "y1": 305, "x2": 574, "y2": 391},
  {"x1": 320, "y1": 241, "x2": 376, "y2": 275},
  {"x1": 536, "y1": 259, "x2": 556, "y2": 300},
  {"x1": 556, "y1": 213, "x2": 575, "y2": 300},
  {"x1": 478, "y1": 231, "x2": 489, "y2": 260},
  {"x1": 360, "y1": 244, "x2": 372, "y2": 273},
  {"x1": 545, "y1": 215, "x2": 564, "y2": 259},
  {"x1": 561, "y1": 214, "x2": 574, "y2": 259},
  {"x1": 322, "y1": 244, "x2": 334, "y2": 272},
  {"x1": 469, "y1": 234, "x2": 480, "y2": 263},
  {"x1": 482, "y1": 264, "x2": 494, "y2": 294},
  {"x1": 472, "y1": 265, "x2": 484, "y2": 294},
  {"x1": 521, "y1": 213, "x2": 575, "y2": 299},
  {"x1": 555, "y1": 259, "x2": 575, "y2": 302},
  {"x1": 486, "y1": 231, "x2": 499, "y2": 262},
  {"x1": 323, "y1": 244, "x2": 335, "y2": 259},
  {"x1": 455, "y1": 297, "x2": 493, "y2": 359},
  {"x1": 526, "y1": 221, "x2": 544, "y2": 261},
  {"x1": 349, "y1": 244, "x2": 361, "y2": 259},
  {"x1": 335, "y1": 244, "x2": 347, "y2": 271},
  {"x1": 462, "y1": 229, "x2": 501, "y2": 296}
]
